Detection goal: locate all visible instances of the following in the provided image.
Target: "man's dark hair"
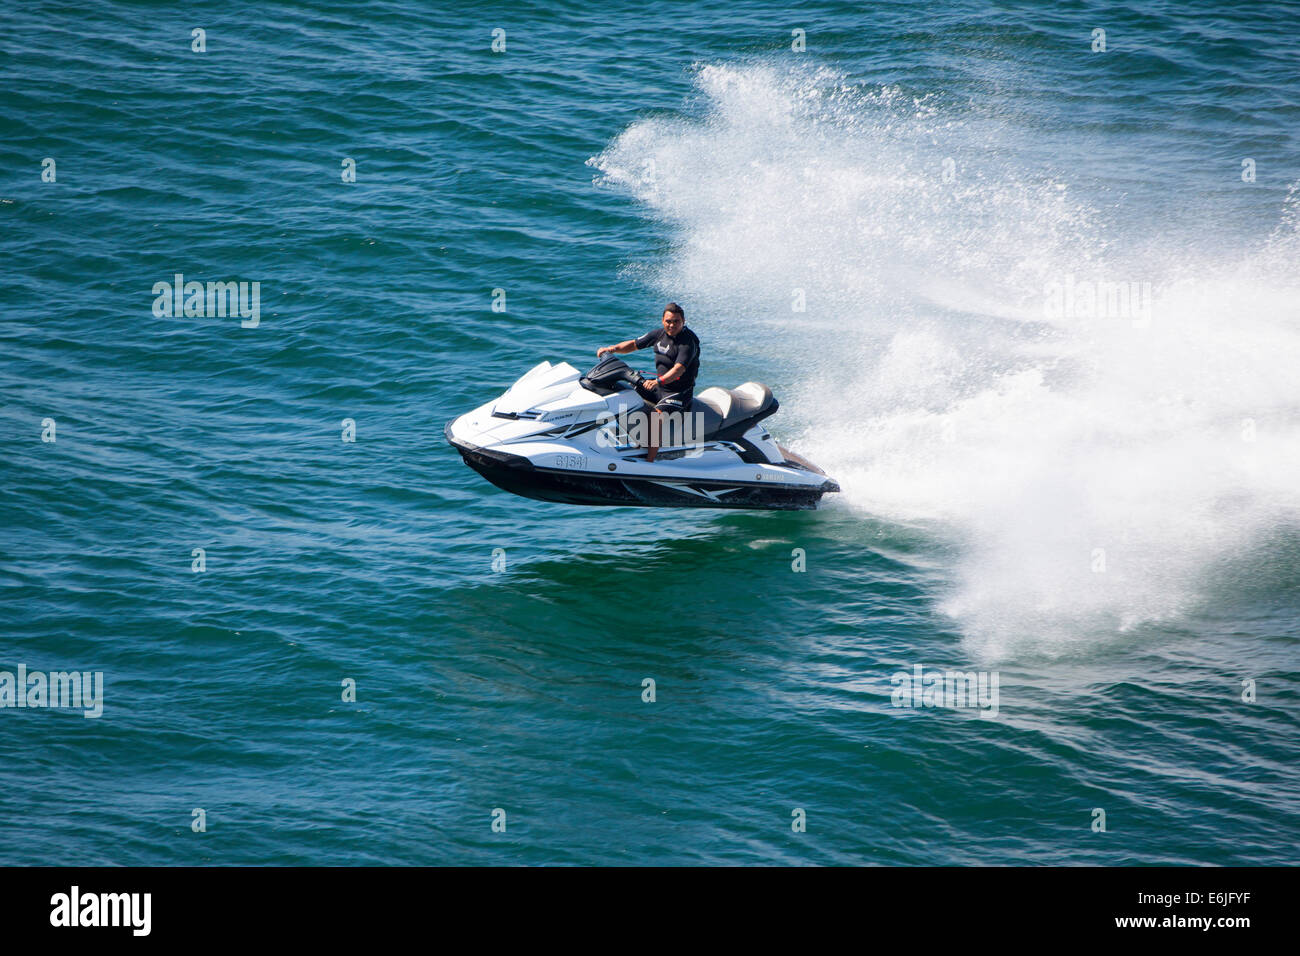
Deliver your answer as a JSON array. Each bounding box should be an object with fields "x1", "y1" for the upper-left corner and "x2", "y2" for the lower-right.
[{"x1": 664, "y1": 302, "x2": 685, "y2": 320}]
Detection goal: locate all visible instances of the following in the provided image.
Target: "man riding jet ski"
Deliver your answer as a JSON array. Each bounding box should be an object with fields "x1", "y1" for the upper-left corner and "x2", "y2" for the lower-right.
[
  {"x1": 445, "y1": 304, "x2": 839, "y2": 511},
  {"x1": 596, "y1": 302, "x2": 699, "y2": 463}
]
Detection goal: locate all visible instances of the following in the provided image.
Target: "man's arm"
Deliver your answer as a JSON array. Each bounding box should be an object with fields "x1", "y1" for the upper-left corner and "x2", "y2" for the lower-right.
[
  {"x1": 657, "y1": 362, "x2": 686, "y2": 386},
  {"x1": 596, "y1": 339, "x2": 639, "y2": 357},
  {"x1": 598, "y1": 329, "x2": 658, "y2": 358}
]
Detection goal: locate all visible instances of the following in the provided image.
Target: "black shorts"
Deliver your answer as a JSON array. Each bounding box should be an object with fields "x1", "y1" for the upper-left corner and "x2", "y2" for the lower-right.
[{"x1": 638, "y1": 383, "x2": 693, "y2": 412}]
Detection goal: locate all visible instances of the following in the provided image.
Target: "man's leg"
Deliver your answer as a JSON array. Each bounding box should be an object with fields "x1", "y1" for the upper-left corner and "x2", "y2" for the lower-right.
[
  {"x1": 632, "y1": 381, "x2": 662, "y2": 462},
  {"x1": 646, "y1": 392, "x2": 688, "y2": 463},
  {"x1": 646, "y1": 409, "x2": 662, "y2": 463}
]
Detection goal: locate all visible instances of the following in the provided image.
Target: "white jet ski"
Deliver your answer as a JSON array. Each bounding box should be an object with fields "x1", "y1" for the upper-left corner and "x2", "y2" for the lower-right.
[{"x1": 445, "y1": 355, "x2": 839, "y2": 510}]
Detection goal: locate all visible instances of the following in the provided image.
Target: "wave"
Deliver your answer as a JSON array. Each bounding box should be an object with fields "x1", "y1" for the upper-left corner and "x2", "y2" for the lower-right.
[{"x1": 591, "y1": 60, "x2": 1300, "y2": 658}]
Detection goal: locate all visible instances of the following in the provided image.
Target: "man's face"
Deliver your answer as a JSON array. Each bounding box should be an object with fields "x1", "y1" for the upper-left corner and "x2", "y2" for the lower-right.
[{"x1": 662, "y1": 310, "x2": 683, "y2": 336}]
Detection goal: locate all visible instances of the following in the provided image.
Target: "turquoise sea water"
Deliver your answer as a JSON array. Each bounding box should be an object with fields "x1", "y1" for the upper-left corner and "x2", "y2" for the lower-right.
[{"x1": 2, "y1": 0, "x2": 1298, "y2": 864}]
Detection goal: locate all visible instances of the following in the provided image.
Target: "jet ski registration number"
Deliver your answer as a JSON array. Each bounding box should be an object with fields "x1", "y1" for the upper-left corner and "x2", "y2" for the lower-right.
[{"x1": 554, "y1": 454, "x2": 587, "y2": 470}]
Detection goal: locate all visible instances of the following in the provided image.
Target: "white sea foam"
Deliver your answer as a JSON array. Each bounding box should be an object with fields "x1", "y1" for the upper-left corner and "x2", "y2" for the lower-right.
[{"x1": 592, "y1": 62, "x2": 1300, "y2": 658}]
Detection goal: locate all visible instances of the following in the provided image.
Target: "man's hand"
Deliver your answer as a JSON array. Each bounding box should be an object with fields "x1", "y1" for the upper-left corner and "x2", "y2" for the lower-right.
[
  {"x1": 596, "y1": 346, "x2": 612, "y2": 357},
  {"x1": 644, "y1": 377, "x2": 658, "y2": 389}
]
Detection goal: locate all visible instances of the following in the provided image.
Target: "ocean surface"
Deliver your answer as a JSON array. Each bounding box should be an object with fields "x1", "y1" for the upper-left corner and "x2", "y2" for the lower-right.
[{"x1": 2, "y1": 0, "x2": 1298, "y2": 865}]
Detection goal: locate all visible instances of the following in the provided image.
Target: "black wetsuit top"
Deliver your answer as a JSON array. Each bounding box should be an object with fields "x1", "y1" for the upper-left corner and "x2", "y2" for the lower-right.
[{"x1": 635, "y1": 325, "x2": 700, "y2": 394}]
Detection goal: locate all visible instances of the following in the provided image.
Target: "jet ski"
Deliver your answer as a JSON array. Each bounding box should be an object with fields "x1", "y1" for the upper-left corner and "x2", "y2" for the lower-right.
[{"x1": 445, "y1": 355, "x2": 839, "y2": 510}]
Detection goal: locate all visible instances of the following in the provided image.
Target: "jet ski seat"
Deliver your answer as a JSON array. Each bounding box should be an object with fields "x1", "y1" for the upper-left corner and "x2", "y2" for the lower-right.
[{"x1": 692, "y1": 383, "x2": 779, "y2": 440}]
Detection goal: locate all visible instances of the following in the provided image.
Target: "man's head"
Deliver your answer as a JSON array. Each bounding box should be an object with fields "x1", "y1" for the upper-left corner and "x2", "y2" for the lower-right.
[{"x1": 662, "y1": 302, "x2": 685, "y2": 336}]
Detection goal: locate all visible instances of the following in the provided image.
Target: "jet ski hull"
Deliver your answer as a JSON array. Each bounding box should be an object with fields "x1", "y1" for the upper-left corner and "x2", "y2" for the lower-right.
[{"x1": 449, "y1": 431, "x2": 836, "y2": 510}]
